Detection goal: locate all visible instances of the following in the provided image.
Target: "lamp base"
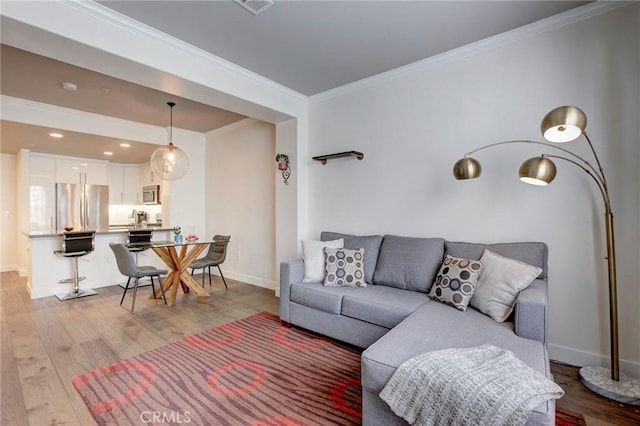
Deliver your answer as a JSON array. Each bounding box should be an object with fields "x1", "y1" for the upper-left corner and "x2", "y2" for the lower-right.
[{"x1": 579, "y1": 366, "x2": 640, "y2": 406}]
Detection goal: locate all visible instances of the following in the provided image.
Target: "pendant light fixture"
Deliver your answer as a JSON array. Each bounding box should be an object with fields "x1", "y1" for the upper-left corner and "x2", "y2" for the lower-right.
[{"x1": 150, "y1": 102, "x2": 189, "y2": 181}]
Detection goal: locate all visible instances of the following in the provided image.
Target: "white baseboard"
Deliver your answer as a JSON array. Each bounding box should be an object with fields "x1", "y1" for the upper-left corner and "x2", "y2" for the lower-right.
[
  {"x1": 0, "y1": 264, "x2": 18, "y2": 273},
  {"x1": 207, "y1": 269, "x2": 276, "y2": 292},
  {"x1": 549, "y1": 343, "x2": 640, "y2": 377}
]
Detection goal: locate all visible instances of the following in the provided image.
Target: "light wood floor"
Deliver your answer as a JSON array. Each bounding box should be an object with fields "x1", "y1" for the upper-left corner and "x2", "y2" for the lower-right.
[{"x1": 1, "y1": 271, "x2": 639, "y2": 425}]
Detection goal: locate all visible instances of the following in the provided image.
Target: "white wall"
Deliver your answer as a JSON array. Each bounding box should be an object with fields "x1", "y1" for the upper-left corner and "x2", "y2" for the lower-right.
[
  {"x1": 308, "y1": 4, "x2": 640, "y2": 374},
  {"x1": 205, "y1": 119, "x2": 276, "y2": 289},
  {"x1": 0, "y1": 154, "x2": 17, "y2": 271}
]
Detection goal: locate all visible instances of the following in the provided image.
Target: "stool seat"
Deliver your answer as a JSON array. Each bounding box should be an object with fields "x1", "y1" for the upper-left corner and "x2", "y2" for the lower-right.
[{"x1": 54, "y1": 231, "x2": 97, "y2": 301}]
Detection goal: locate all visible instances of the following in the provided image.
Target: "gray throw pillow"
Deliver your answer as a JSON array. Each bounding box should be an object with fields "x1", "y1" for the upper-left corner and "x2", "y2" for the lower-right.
[
  {"x1": 373, "y1": 235, "x2": 445, "y2": 292},
  {"x1": 470, "y1": 249, "x2": 543, "y2": 322},
  {"x1": 321, "y1": 232, "x2": 383, "y2": 284},
  {"x1": 323, "y1": 248, "x2": 366, "y2": 287}
]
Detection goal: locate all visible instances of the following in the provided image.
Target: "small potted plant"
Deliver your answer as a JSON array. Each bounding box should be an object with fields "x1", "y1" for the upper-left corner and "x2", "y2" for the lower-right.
[
  {"x1": 276, "y1": 153, "x2": 289, "y2": 170},
  {"x1": 173, "y1": 226, "x2": 183, "y2": 244}
]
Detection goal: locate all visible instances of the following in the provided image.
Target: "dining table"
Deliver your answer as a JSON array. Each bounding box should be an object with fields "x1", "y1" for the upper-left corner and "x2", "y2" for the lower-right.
[{"x1": 125, "y1": 239, "x2": 212, "y2": 306}]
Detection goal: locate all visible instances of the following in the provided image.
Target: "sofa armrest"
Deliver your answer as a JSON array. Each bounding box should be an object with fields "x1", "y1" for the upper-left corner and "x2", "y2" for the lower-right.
[
  {"x1": 279, "y1": 259, "x2": 305, "y2": 322},
  {"x1": 514, "y1": 279, "x2": 548, "y2": 343}
]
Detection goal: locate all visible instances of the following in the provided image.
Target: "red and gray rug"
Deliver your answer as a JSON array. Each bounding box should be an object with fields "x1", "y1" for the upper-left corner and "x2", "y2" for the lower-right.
[
  {"x1": 73, "y1": 313, "x2": 361, "y2": 425},
  {"x1": 73, "y1": 312, "x2": 586, "y2": 425}
]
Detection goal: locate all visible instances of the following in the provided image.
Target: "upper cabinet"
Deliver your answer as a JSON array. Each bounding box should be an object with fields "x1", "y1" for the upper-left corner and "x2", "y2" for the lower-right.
[
  {"x1": 55, "y1": 158, "x2": 108, "y2": 185},
  {"x1": 108, "y1": 164, "x2": 141, "y2": 204},
  {"x1": 139, "y1": 162, "x2": 160, "y2": 186}
]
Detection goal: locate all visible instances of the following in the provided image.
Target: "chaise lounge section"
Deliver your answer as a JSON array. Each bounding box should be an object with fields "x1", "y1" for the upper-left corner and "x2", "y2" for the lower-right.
[{"x1": 280, "y1": 232, "x2": 555, "y2": 425}]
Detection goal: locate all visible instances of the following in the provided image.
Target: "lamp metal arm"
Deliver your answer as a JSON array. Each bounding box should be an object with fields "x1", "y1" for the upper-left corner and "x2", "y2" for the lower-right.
[
  {"x1": 583, "y1": 132, "x2": 609, "y2": 193},
  {"x1": 464, "y1": 139, "x2": 608, "y2": 203},
  {"x1": 540, "y1": 154, "x2": 611, "y2": 214}
]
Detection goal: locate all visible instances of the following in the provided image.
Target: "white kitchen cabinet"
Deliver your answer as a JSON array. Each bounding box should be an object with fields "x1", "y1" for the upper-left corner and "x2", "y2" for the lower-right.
[
  {"x1": 56, "y1": 158, "x2": 108, "y2": 185},
  {"x1": 107, "y1": 164, "x2": 124, "y2": 204},
  {"x1": 108, "y1": 164, "x2": 141, "y2": 204},
  {"x1": 139, "y1": 162, "x2": 160, "y2": 186},
  {"x1": 122, "y1": 165, "x2": 140, "y2": 204},
  {"x1": 29, "y1": 155, "x2": 56, "y2": 231}
]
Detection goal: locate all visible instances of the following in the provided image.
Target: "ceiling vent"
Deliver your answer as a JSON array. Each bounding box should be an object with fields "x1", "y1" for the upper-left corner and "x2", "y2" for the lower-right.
[{"x1": 234, "y1": 0, "x2": 274, "y2": 15}]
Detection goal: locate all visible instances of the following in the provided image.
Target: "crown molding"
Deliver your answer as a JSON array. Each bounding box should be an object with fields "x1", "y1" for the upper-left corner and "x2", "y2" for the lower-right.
[
  {"x1": 310, "y1": 1, "x2": 634, "y2": 104},
  {"x1": 58, "y1": 0, "x2": 307, "y2": 104}
]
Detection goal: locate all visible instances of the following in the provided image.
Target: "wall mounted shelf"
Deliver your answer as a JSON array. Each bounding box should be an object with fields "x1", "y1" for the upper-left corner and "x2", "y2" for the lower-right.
[{"x1": 312, "y1": 151, "x2": 364, "y2": 165}]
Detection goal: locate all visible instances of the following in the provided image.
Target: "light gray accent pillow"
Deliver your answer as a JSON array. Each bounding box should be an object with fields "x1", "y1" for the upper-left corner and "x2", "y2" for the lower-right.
[
  {"x1": 471, "y1": 249, "x2": 543, "y2": 322},
  {"x1": 373, "y1": 235, "x2": 445, "y2": 292},
  {"x1": 323, "y1": 247, "x2": 366, "y2": 287},
  {"x1": 321, "y1": 232, "x2": 383, "y2": 284},
  {"x1": 301, "y1": 239, "x2": 344, "y2": 282}
]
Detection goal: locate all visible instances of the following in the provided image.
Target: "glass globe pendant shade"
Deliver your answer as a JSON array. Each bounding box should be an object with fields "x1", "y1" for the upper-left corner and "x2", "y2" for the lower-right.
[
  {"x1": 150, "y1": 143, "x2": 189, "y2": 181},
  {"x1": 540, "y1": 105, "x2": 587, "y2": 143},
  {"x1": 519, "y1": 156, "x2": 556, "y2": 186},
  {"x1": 453, "y1": 157, "x2": 482, "y2": 180}
]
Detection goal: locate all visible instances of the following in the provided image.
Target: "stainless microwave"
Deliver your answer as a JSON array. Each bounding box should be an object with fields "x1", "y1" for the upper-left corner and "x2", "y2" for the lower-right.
[{"x1": 142, "y1": 185, "x2": 160, "y2": 204}]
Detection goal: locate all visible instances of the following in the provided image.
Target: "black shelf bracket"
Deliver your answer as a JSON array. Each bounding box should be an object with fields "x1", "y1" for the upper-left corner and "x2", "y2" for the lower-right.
[{"x1": 312, "y1": 151, "x2": 364, "y2": 165}]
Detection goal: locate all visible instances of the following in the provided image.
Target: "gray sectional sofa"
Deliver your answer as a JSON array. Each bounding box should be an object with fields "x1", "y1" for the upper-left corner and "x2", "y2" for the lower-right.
[{"x1": 279, "y1": 232, "x2": 555, "y2": 426}]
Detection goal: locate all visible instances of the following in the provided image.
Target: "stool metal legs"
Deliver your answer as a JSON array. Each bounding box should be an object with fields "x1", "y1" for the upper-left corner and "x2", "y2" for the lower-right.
[{"x1": 56, "y1": 257, "x2": 97, "y2": 301}]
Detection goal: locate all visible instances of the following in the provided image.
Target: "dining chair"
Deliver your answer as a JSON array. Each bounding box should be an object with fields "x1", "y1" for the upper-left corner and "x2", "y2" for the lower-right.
[
  {"x1": 189, "y1": 235, "x2": 231, "y2": 288},
  {"x1": 109, "y1": 242, "x2": 168, "y2": 312},
  {"x1": 54, "y1": 231, "x2": 97, "y2": 300}
]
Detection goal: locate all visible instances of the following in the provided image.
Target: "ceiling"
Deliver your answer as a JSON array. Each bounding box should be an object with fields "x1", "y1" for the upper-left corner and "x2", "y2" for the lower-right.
[{"x1": 1, "y1": 0, "x2": 590, "y2": 163}]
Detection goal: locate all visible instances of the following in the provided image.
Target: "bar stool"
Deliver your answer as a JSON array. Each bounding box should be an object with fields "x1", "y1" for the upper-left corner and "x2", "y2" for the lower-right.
[
  {"x1": 54, "y1": 231, "x2": 97, "y2": 301},
  {"x1": 127, "y1": 229, "x2": 153, "y2": 264}
]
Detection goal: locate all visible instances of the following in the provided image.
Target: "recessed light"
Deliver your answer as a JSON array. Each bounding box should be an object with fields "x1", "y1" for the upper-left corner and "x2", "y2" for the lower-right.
[
  {"x1": 72, "y1": 166, "x2": 79, "y2": 170},
  {"x1": 62, "y1": 82, "x2": 78, "y2": 91},
  {"x1": 81, "y1": 163, "x2": 88, "y2": 166},
  {"x1": 104, "y1": 151, "x2": 114, "y2": 156},
  {"x1": 49, "y1": 132, "x2": 64, "y2": 138},
  {"x1": 120, "y1": 143, "x2": 131, "y2": 148}
]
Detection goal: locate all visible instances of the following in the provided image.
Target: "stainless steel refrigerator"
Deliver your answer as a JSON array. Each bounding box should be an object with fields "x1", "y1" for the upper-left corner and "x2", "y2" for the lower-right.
[{"x1": 55, "y1": 183, "x2": 109, "y2": 232}]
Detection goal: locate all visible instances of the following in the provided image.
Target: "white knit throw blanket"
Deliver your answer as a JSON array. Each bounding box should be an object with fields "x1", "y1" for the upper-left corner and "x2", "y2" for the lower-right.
[{"x1": 379, "y1": 345, "x2": 564, "y2": 426}]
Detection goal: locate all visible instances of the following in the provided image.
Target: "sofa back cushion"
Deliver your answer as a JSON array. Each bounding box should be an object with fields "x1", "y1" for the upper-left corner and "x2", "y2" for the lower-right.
[
  {"x1": 373, "y1": 235, "x2": 445, "y2": 292},
  {"x1": 444, "y1": 241, "x2": 548, "y2": 279},
  {"x1": 321, "y1": 232, "x2": 383, "y2": 284}
]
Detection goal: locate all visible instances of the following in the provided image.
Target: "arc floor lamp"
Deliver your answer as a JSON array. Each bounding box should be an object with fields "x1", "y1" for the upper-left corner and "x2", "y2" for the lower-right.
[{"x1": 453, "y1": 106, "x2": 639, "y2": 405}]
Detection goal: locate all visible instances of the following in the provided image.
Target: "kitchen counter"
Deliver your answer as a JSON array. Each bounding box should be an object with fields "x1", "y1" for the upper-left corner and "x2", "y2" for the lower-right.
[{"x1": 23, "y1": 228, "x2": 173, "y2": 299}]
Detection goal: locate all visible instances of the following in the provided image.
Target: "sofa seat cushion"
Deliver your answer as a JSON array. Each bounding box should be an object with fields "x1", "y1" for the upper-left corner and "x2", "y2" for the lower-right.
[
  {"x1": 290, "y1": 281, "x2": 375, "y2": 315},
  {"x1": 362, "y1": 302, "x2": 549, "y2": 391},
  {"x1": 342, "y1": 285, "x2": 431, "y2": 329},
  {"x1": 362, "y1": 301, "x2": 551, "y2": 418}
]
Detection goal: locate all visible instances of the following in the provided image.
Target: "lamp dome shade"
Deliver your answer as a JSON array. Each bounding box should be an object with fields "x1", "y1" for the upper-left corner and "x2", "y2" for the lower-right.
[
  {"x1": 453, "y1": 157, "x2": 481, "y2": 180},
  {"x1": 150, "y1": 144, "x2": 190, "y2": 181},
  {"x1": 541, "y1": 106, "x2": 587, "y2": 143},
  {"x1": 519, "y1": 156, "x2": 556, "y2": 185}
]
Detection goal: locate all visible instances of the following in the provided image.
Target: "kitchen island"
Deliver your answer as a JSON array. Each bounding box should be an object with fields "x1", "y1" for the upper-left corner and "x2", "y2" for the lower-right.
[{"x1": 24, "y1": 228, "x2": 173, "y2": 299}]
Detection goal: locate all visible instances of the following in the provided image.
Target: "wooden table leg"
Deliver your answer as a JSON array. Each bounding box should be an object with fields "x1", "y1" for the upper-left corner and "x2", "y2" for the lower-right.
[{"x1": 149, "y1": 244, "x2": 211, "y2": 306}]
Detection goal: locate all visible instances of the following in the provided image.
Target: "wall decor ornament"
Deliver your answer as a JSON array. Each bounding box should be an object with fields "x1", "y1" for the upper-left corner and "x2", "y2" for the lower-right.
[
  {"x1": 275, "y1": 153, "x2": 291, "y2": 185},
  {"x1": 452, "y1": 105, "x2": 639, "y2": 405}
]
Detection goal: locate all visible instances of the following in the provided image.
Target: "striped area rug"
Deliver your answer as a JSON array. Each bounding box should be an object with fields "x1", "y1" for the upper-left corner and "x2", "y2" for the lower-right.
[{"x1": 72, "y1": 313, "x2": 361, "y2": 425}]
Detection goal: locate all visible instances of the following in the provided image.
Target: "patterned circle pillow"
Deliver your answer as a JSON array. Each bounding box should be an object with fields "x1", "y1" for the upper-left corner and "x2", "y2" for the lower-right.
[
  {"x1": 429, "y1": 255, "x2": 482, "y2": 311},
  {"x1": 323, "y1": 248, "x2": 366, "y2": 287}
]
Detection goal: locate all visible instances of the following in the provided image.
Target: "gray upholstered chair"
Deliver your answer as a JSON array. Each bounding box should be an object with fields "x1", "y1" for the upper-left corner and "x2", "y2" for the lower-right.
[
  {"x1": 109, "y1": 242, "x2": 168, "y2": 312},
  {"x1": 189, "y1": 235, "x2": 230, "y2": 288}
]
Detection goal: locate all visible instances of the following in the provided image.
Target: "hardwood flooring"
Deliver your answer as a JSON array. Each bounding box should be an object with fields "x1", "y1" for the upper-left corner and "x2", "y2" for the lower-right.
[{"x1": 1, "y1": 271, "x2": 639, "y2": 425}]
